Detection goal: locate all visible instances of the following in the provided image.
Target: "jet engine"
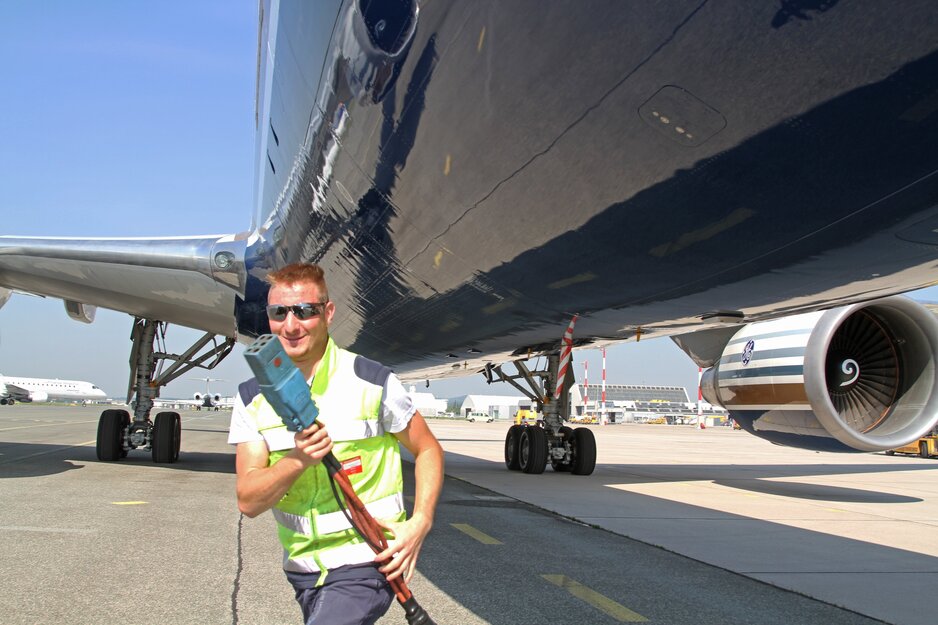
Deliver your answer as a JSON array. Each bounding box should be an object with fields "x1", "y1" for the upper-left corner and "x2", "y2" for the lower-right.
[
  {"x1": 28, "y1": 390, "x2": 48, "y2": 403},
  {"x1": 700, "y1": 297, "x2": 938, "y2": 452},
  {"x1": 194, "y1": 393, "x2": 221, "y2": 403}
]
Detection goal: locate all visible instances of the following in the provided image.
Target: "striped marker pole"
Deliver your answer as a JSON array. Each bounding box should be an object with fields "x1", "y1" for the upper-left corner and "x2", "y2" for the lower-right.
[
  {"x1": 555, "y1": 314, "x2": 578, "y2": 400},
  {"x1": 601, "y1": 347, "x2": 607, "y2": 425},
  {"x1": 697, "y1": 366, "x2": 704, "y2": 429},
  {"x1": 583, "y1": 361, "x2": 589, "y2": 413}
]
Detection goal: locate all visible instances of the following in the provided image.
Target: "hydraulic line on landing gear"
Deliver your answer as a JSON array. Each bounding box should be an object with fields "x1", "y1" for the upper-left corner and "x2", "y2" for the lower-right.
[{"x1": 244, "y1": 335, "x2": 436, "y2": 625}]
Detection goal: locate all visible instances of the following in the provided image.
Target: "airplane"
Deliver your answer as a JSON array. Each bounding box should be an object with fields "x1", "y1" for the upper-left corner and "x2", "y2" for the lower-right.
[
  {"x1": 0, "y1": 374, "x2": 107, "y2": 405},
  {"x1": 185, "y1": 378, "x2": 231, "y2": 411},
  {"x1": 1, "y1": 1, "x2": 938, "y2": 470}
]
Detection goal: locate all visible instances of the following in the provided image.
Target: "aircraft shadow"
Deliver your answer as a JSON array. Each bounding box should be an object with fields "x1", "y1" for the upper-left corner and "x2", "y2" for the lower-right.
[{"x1": 402, "y1": 451, "x2": 938, "y2": 624}]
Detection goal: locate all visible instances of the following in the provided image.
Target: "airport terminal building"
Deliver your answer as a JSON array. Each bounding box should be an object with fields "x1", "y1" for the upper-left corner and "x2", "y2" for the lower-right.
[{"x1": 451, "y1": 383, "x2": 727, "y2": 425}]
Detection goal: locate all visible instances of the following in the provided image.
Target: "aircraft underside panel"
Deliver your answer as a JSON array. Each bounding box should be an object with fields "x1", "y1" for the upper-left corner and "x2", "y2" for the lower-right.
[{"x1": 243, "y1": 0, "x2": 938, "y2": 381}]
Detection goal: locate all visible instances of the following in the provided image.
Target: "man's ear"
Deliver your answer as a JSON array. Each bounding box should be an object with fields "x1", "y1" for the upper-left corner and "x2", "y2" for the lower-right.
[{"x1": 324, "y1": 300, "x2": 336, "y2": 324}]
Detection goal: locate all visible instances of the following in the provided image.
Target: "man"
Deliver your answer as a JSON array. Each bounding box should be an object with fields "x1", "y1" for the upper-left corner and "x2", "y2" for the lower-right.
[{"x1": 228, "y1": 263, "x2": 444, "y2": 625}]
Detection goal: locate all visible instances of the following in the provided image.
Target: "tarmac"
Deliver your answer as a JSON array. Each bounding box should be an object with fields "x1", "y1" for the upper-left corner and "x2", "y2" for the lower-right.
[{"x1": 1, "y1": 405, "x2": 936, "y2": 624}]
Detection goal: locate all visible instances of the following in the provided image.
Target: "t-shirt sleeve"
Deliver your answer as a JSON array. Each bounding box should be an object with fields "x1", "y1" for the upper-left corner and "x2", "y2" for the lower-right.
[
  {"x1": 382, "y1": 373, "x2": 416, "y2": 434},
  {"x1": 227, "y1": 391, "x2": 264, "y2": 445}
]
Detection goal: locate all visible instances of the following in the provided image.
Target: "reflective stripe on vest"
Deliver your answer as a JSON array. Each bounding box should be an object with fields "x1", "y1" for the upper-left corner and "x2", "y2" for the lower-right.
[
  {"x1": 272, "y1": 491, "x2": 404, "y2": 536},
  {"x1": 244, "y1": 337, "x2": 406, "y2": 582}
]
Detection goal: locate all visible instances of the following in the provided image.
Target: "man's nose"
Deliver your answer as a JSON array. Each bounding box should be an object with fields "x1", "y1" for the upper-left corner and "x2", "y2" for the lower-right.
[{"x1": 282, "y1": 310, "x2": 301, "y2": 329}]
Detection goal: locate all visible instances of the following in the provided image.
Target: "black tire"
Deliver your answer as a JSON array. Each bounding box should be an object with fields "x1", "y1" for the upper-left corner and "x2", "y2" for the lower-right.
[
  {"x1": 884, "y1": 450, "x2": 895, "y2": 456},
  {"x1": 152, "y1": 411, "x2": 181, "y2": 463},
  {"x1": 572, "y1": 427, "x2": 597, "y2": 475},
  {"x1": 119, "y1": 412, "x2": 131, "y2": 458},
  {"x1": 519, "y1": 426, "x2": 547, "y2": 474},
  {"x1": 920, "y1": 441, "x2": 930, "y2": 459},
  {"x1": 551, "y1": 426, "x2": 575, "y2": 472},
  {"x1": 96, "y1": 409, "x2": 127, "y2": 461},
  {"x1": 505, "y1": 425, "x2": 524, "y2": 470}
]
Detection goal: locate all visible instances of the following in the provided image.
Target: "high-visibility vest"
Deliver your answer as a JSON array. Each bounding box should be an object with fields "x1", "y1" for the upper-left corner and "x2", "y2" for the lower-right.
[{"x1": 242, "y1": 337, "x2": 406, "y2": 584}]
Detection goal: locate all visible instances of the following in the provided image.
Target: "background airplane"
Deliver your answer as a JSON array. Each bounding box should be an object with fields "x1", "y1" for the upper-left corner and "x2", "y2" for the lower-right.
[
  {"x1": 1, "y1": 1, "x2": 937, "y2": 469},
  {"x1": 0, "y1": 374, "x2": 107, "y2": 405}
]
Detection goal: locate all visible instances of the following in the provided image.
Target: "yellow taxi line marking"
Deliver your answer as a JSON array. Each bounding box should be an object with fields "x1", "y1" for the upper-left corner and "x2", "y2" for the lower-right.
[
  {"x1": 112, "y1": 501, "x2": 148, "y2": 506},
  {"x1": 542, "y1": 574, "x2": 647, "y2": 622},
  {"x1": 451, "y1": 523, "x2": 502, "y2": 545}
]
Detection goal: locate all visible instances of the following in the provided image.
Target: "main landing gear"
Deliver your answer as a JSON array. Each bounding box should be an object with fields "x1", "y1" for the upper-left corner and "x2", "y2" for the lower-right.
[
  {"x1": 95, "y1": 317, "x2": 234, "y2": 464},
  {"x1": 485, "y1": 352, "x2": 597, "y2": 476}
]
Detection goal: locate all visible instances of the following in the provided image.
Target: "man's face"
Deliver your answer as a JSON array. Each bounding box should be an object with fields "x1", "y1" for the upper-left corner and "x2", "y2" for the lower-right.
[{"x1": 267, "y1": 281, "x2": 335, "y2": 370}]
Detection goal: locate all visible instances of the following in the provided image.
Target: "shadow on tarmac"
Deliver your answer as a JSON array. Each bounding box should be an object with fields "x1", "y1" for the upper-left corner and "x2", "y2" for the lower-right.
[{"x1": 0, "y1": 442, "x2": 234, "y2": 478}]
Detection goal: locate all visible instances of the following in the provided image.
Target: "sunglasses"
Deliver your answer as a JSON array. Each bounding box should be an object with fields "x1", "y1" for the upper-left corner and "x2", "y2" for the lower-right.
[{"x1": 266, "y1": 302, "x2": 329, "y2": 321}]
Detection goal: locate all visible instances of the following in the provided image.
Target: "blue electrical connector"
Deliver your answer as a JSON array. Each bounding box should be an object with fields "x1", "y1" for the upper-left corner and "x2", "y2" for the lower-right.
[{"x1": 243, "y1": 334, "x2": 319, "y2": 431}]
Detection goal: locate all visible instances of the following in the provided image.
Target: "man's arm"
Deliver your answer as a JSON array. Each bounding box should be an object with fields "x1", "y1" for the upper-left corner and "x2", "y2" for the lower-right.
[
  {"x1": 235, "y1": 424, "x2": 333, "y2": 517},
  {"x1": 376, "y1": 410, "x2": 444, "y2": 582}
]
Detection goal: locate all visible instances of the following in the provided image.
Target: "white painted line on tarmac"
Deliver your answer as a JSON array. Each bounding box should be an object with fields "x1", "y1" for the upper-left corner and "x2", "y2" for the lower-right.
[
  {"x1": 0, "y1": 440, "x2": 95, "y2": 465},
  {"x1": 0, "y1": 526, "x2": 95, "y2": 534}
]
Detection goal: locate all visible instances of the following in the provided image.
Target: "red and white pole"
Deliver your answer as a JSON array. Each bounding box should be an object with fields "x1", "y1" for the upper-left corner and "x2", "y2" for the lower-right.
[
  {"x1": 697, "y1": 366, "x2": 704, "y2": 429},
  {"x1": 601, "y1": 347, "x2": 607, "y2": 425},
  {"x1": 583, "y1": 361, "x2": 589, "y2": 415},
  {"x1": 554, "y1": 315, "x2": 578, "y2": 400}
]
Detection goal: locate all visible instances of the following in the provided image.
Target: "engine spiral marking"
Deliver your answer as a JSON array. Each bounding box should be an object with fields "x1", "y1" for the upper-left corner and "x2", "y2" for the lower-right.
[{"x1": 839, "y1": 359, "x2": 860, "y2": 387}]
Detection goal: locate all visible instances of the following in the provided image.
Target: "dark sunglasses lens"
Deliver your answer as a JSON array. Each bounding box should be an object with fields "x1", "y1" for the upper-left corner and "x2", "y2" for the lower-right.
[
  {"x1": 266, "y1": 305, "x2": 288, "y2": 321},
  {"x1": 293, "y1": 304, "x2": 318, "y2": 320}
]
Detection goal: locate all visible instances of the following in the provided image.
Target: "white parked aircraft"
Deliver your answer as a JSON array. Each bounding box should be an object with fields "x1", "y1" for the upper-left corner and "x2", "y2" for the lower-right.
[{"x1": 0, "y1": 375, "x2": 107, "y2": 405}]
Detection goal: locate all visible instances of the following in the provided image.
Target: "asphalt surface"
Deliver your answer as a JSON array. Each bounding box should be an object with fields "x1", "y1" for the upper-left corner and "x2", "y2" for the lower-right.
[{"x1": 2, "y1": 406, "x2": 933, "y2": 624}]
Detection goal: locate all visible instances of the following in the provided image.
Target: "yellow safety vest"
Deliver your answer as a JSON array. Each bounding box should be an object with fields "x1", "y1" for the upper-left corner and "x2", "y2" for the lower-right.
[{"x1": 243, "y1": 337, "x2": 406, "y2": 584}]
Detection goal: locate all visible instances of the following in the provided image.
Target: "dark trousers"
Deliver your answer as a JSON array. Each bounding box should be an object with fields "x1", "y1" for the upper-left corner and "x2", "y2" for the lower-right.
[{"x1": 288, "y1": 564, "x2": 394, "y2": 625}]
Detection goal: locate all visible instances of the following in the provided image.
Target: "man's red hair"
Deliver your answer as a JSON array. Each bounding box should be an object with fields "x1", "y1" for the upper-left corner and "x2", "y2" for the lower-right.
[{"x1": 265, "y1": 263, "x2": 329, "y2": 300}]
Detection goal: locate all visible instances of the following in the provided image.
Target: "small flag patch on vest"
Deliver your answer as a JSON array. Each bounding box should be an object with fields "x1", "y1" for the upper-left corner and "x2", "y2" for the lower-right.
[{"x1": 341, "y1": 456, "x2": 363, "y2": 475}]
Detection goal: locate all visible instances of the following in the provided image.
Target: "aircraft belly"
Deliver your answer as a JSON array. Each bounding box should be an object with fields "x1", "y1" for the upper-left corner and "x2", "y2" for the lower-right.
[{"x1": 245, "y1": 0, "x2": 938, "y2": 373}]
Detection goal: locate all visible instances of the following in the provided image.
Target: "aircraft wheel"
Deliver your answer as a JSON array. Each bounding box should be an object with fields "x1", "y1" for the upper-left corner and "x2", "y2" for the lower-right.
[
  {"x1": 884, "y1": 450, "x2": 895, "y2": 456},
  {"x1": 571, "y1": 427, "x2": 597, "y2": 475},
  {"x1": 504, "y1": 425, "x2": 524, "y2": 470},
  {"x1": 152, "y1": 411, "x2": 181, "y2": 463},
  {"x1": 551, "y1": 426, "x2": 575, "y2": 472},
  {"x1": 519, "y1": 426, "x2": 547, "y2": 474},
  {"x1": 119, "y1": 412, "x2": 131, "y2": 457},
  {"x1": 96, "y1": 409, "x2": 127, "y2": 461}
]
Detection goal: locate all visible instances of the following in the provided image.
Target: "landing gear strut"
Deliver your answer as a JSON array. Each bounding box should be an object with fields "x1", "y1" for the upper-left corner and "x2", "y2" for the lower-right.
[
  {"x1": 487, "y1": 352, "x2": 597, "y2": 476},
  {"x1": 95, "y1": 317, "x2": 233, "y2": 463}
]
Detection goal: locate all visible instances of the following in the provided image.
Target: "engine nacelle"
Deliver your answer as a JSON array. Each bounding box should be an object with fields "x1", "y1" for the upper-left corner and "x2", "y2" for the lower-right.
[
  {"x1": 701, "y1": 297, "x2": 938, "y2": 452},
  {"x1": 28, "y1": 390, "x2": 48, "y2": 403}
]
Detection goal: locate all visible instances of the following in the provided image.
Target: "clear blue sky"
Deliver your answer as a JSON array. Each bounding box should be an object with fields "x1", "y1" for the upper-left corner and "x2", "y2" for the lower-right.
[{"x1": 2, "y1": 4, "x2": 936, "y2": 403}]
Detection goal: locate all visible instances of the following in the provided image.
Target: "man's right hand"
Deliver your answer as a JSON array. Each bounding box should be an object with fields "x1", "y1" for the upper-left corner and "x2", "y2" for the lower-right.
[{"x1": 291, "y1": 422, "x2": 333, "y2": 466}]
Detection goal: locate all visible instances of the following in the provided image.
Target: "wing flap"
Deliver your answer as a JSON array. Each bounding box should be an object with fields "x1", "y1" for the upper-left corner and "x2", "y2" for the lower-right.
[{"x1": 0, "y1": 234, "x2": 247, "y2": 336}]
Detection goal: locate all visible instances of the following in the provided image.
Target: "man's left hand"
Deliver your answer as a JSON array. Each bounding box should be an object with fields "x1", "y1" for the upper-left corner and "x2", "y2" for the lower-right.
[{"x1": 374, "y1": 514, "x2": 432, "y2": 583}]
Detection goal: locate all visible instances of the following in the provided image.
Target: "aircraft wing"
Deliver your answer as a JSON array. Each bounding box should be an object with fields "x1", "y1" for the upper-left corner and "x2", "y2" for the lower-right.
[
  {"x1": 2, "y1": 383, "x2": 30, "y2": 402},
  {"x1": 0, "y1": 234, "x2": 248, "y2": 336}
]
